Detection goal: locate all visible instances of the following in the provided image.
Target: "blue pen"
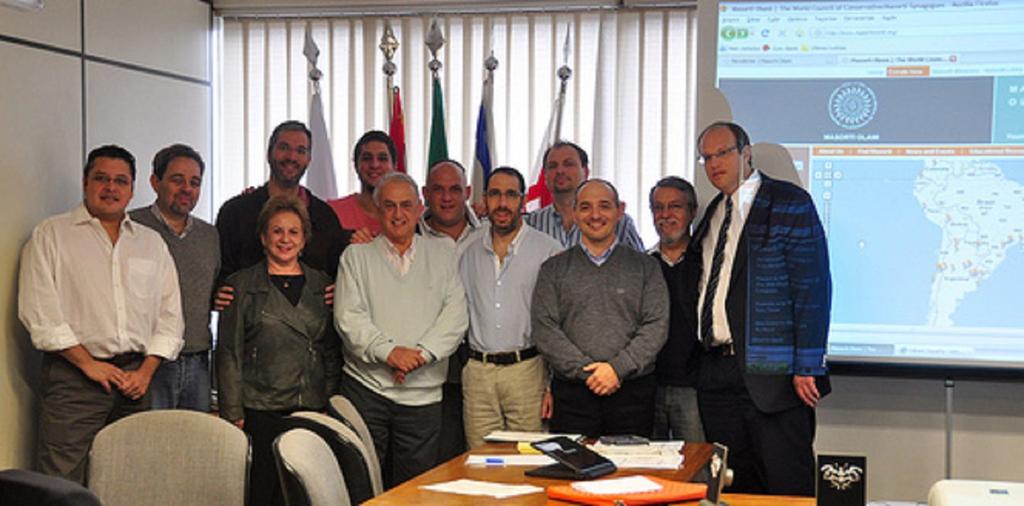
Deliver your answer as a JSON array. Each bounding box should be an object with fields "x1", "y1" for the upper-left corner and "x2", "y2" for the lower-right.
[{"x1": 484, "y1": 458, "x2": 505, "y2": 465}]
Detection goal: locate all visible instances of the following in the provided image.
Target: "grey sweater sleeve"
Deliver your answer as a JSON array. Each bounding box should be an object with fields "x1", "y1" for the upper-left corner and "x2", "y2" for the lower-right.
[
  {"x1": 531, "y1": 257, "x2": 594, "y2": 381},
  {"x1": 608, "y1": 255, "x2": 669, "y2": 380}
]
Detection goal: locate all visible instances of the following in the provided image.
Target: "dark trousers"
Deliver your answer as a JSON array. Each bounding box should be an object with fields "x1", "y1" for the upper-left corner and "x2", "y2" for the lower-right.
[
  {"x1": 243, "y1": 408, "x2": 297, "y2": 506},
  {"x1": 549, "y1": 374, "x2": 657, "y2": 438},
  {"x1": 37, "y1": 353, "x2": 149, "y2": 484},
  {"x1": 437, "y1": 381, "x2": 466, "y2": 464},
  {"x1": 697, "y1": 352, "x2": 816, "y2": 496},
  {"x1": 341, "y1": 378, "x2": 442, "y2": 488}
]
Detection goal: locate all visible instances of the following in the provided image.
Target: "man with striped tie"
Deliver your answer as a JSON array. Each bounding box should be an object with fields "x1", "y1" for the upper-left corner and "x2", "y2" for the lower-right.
[{"x1": 688, "y1": 122, "x2": 831, "y2": 497}]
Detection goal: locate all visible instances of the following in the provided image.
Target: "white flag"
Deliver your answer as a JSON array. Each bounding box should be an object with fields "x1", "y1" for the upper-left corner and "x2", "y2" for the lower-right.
[{"x1": 303, "y1": 26, "x2": 337, "y2": 199}]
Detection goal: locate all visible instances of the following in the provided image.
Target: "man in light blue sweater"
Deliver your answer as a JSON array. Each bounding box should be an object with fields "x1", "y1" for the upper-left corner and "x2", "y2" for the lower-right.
[{"x1": 335, "y1": 172, "x2": 468, "y2": 487}]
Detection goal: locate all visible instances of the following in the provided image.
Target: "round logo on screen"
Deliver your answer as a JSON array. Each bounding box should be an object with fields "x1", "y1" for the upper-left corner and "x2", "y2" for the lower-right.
[{"x1": 828, "y1": 82, "x2": 877, "y2": 130}]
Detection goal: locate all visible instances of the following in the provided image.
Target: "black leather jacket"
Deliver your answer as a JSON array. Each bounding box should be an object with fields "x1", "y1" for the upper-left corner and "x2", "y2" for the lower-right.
[{"x1": 217, "y1": 260, "x2": 341, "y2": 422}]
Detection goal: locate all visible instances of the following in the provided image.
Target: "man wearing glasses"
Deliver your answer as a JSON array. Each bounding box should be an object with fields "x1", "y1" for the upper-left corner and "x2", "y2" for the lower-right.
[
  {"x1": 688, "y1": 122, "x2": 831, "y2": 496},
  {"x1": 19, "y1": 145, "x2": 184, "y2": 483},
  {"x1": 458, "y1": 167, "x2": 561, "y2": 448}
]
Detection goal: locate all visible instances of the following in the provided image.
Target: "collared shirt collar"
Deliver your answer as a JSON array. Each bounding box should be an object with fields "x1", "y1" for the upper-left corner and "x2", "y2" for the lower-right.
[
  {"x1": 73, "y1": 202, "x2": 137, "y2": 236},
  {"x1": 484, "y1": 222, "x2": 526, "y2": 255},
  {"x1": 581, "y1": 236, "x2": 619, "y2": 266},
  {"x1": 419, "y1": 206, "x2": 482, "y2": 242},
  {"x1": 381, "y1": 234, "x2": 418, "y2": 276},
  {"x1": 148, "y1": 203, "x2": 194, "y2": 238},
  {"x1": 734, "y1": 169, "x2": 762, "y2": 221},
  {"x1": 647, "y1": 243, "x2": 685, "y2": 267}
]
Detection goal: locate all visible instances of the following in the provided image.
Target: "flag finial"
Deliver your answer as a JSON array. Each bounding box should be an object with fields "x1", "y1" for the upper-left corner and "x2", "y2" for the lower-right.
[
  {"x1": 425, "y1": 17, "x2": 446, "y2": 75},
  {"x1": 380, "y1": 20, "x2": 399, "y2": 77}
]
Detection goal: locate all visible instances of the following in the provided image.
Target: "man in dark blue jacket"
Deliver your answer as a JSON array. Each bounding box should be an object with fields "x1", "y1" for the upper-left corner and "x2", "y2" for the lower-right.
[{"x1": 688, "y1": 122, "x2": 831, "y2": 496}]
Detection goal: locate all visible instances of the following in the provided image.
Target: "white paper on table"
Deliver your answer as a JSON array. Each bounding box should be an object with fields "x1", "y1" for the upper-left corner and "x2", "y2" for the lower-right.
[
  {"x1": 608, "y1": 454, "x2": 684, "y2": 469},
  {"x1": 570, "y1": 475, "x2": 663, "y2": 495},
  {"x1": 483, "y1": 430, "x2": 584, "y2": 443},
  {"x1": 420, "y1": 478, "x2": 544, "y2": 499},
  {"x1": 591, "y1": 441, "x2": 684, "y2": 455},
  {"x1": 465, "y1": 454, "x2": 556, "y2": 466}
]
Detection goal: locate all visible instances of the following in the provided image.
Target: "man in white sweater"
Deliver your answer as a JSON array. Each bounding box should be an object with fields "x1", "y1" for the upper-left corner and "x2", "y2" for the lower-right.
[{"x1": 335, "y1": 172, "x2": 468, "y2": 487}]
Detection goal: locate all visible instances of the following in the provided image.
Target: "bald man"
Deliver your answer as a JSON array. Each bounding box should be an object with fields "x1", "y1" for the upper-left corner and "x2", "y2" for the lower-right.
[{"x1": 531, "y1": 179, "x2": 668, "y2": 438}]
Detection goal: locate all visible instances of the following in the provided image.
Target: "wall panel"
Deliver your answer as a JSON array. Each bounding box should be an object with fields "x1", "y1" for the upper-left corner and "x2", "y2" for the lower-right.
[
  {"x1": 86, "y1": 62, "x2": 213, "y2": 220},
  {"x1": 0, "y1": 41, "x2": 82, "y2": 469}
]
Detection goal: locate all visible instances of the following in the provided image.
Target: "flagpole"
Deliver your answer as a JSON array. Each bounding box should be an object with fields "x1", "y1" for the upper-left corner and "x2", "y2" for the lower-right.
[
  {"x1": 426, "y1": 18, "x2": 449, "y2": 167},
  {"x1": 553, "y1": 25, "x2": 572, "y2": 141},
  {"x1": 472, "y1": 51, "x2": 499, "y2": 203},
  {"x1": 425, "y1": 17, "x2": 445, "y2": 80},
  {"x1": 380, "y1": 20, "x2": 399, "y2": 125}
]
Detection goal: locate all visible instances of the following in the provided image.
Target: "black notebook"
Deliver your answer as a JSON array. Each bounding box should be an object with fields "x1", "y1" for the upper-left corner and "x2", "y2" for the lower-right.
[{"x1": 525, "y1": 436, "x2": 617, "y2": 480}]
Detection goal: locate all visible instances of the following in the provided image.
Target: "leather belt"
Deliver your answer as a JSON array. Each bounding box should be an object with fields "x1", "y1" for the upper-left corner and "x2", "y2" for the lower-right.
[
  {"x1": 468, "y1": 346, "x2": 538, "y2": 365},
  {"x1": 98, "y1": 352, "x2": 145, "y2": 368}
]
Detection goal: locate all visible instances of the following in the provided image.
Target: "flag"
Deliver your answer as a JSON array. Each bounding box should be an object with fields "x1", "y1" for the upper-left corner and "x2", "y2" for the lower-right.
[
  {"x1": 303, "y1": 26, "x2": 337, "y2": 199},
  {"x1": 525, "y1": 25, "x2": 572, "y2": 212},
  {"x1": 471, "y1": 71, "x2": 495, "y2": 202},
  {"x1": 427, "y1": 75, "x2": 449, "y2": 168},
  {"x1": 389, "y1": 87, "x2": 408, "y2": 174},
  {"x1": 306, "y1": 92, "x2": 337, "y2": 198},
  {"x1": 524, "y1": 95, "x2": 562, "y2": 212}
]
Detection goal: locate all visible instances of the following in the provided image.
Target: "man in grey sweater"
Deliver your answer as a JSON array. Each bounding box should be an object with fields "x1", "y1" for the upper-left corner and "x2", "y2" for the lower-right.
[
  {"x1": 129, "y1": 144, "x2": 219, "y2": 411},
  {"x1": 532, "y1": 179, "x2": 669, "y2": 438},
  {"x1": 335, "y1": 172, "x2": 468, "y2": 487}
]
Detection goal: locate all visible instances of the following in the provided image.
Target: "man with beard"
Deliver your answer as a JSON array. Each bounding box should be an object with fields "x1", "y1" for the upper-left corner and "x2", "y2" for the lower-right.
[
  {"x1": 458, "y1": 167, "x2": 561, "y2": 448},
  {"x1": 129, "y1": 144, "x2": 219, "y2": 411},
  {"x1": 216, "y1": 121, "x2": 350, "y2": 293},
  {"x1": 532, "y1": 179, "x2": 668, "y2": 437},
  {"x1": 418, "y1": 159, "x2": 485, "y2": 462},
  {"x1": 328, "y1": 130, "x2": 397, "y2": 237},
  {"x1": 647, "y1": 176, "x2": 704, "y2": 442},
  {"x1": 525, "y1": 142, "x2": 644, "y2": 251}
]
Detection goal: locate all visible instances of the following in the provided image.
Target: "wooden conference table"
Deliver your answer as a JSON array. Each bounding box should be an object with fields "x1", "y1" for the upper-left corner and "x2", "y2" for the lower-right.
[{"x1": 365, "y1": 442, "x2": 813, "y2": 505}]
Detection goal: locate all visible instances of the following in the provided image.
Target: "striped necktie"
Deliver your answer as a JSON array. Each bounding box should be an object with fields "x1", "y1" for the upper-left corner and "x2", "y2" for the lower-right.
[{"x1": 700, "y1": 195, "x2": 733, "y2": 348}]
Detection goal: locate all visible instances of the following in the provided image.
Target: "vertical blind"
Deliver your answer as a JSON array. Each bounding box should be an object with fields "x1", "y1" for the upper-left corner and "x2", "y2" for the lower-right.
[{"x1": 214, "y1": 7, "x2": 697, "y2": 245}]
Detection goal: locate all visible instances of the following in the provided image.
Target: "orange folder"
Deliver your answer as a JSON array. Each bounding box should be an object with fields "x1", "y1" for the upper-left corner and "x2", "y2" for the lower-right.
[{"x1": 546, "y1": 475, "x2": 708, "y2": 505}]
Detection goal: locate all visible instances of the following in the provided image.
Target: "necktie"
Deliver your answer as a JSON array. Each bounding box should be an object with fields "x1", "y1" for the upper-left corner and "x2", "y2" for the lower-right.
[{"x1": 700, "y1": 196, "x2": 733, "y2": 348}]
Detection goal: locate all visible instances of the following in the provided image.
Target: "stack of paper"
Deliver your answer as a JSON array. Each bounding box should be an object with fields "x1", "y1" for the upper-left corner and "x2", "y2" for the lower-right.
[
  {"x1": 420, "y1": 479, "x2": 543, "y2": 499},
  {"x1": 571, "y1": 476, "x2": 664, "y2": 495},
  {"x1": 482, "y1": 430, "x2": 584, "y2": 443},
  {"x1": 591, "y1": 441, "x2": 685, "y2": 469}
]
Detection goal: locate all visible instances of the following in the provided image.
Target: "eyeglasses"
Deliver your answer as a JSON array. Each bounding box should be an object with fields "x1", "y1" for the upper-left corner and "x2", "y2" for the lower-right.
[
  {"x1": 485, "y1": 189, "x2": 523, "y2": 200},
  {"x1": 697, "y1": 145, "x2": 738, "y2": 165},
  {"x1": 274, "y1": 142, "x2": 309, "y2": 156},
  {"x1": 651, "y1": 202, "x2": 688, "y2": 214}
]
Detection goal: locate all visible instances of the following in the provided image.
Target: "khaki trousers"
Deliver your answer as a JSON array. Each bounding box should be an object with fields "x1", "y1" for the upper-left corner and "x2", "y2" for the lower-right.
[{"x1": 462, "y1": 355, "x2": 546, "y2": 449}]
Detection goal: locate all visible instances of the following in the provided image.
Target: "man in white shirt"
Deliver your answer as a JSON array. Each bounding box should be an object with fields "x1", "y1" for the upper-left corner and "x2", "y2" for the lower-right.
[{"x1": 19, "y1": 145, "x2": 184, "y2": 483}]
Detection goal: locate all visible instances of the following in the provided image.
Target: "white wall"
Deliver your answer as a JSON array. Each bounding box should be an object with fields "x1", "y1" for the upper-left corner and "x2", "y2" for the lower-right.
[
  {"x1": 694, "y1": 0, "x2": 1024, "y2": 501},
  {"x1": 0, "y1": 0, "x2": 211, "y2": 470}
]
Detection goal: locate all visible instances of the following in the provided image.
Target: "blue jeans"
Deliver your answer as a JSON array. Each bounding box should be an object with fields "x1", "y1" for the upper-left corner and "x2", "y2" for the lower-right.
[
  {"x1": 150, "y1": 351, "x2": 211, "y2": 411},
  {"x1": 652, "y1": 385, "x2": 705, "y2": 442}
]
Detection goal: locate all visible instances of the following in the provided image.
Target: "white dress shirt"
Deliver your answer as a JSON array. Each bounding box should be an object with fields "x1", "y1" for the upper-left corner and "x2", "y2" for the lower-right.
[
  {"x1": 18, "y1": 204, "x2": 184, "y2": 360},
  {"x1": 698, "y1": 169, "x2": 762, "y2": 346}
]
